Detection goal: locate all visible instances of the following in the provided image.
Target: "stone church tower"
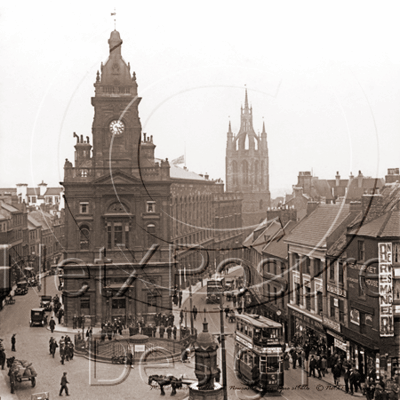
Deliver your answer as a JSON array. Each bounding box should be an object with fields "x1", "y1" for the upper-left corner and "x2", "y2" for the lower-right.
[{"x1": 225, "y1": 90, "x2": 270, "y2": 227}]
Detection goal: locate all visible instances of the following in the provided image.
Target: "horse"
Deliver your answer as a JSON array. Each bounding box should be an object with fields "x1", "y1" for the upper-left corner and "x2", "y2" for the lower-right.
[{"x1": 148, "y1": 374, "x2": 183, "y2": 396}]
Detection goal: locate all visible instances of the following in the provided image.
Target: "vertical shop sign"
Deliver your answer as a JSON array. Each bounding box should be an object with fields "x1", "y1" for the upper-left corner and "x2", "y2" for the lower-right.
[{"x1": 379, "y1": 242, "x2": 394, "y2": 337}]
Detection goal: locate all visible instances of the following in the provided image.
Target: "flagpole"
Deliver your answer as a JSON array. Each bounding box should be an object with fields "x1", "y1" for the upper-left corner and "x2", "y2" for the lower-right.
[{"x1": 184, "y1": 142, "x2": 186, "y2": 168}]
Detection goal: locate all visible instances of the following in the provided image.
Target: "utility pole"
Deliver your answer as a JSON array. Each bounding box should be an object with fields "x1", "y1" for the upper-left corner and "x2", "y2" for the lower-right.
[
  {"x1": 219, "y1": 294, "x2": 228, "y2": 400},
  {"x1": 189, "y1": 276, "x2": 193, "y2": 335}
]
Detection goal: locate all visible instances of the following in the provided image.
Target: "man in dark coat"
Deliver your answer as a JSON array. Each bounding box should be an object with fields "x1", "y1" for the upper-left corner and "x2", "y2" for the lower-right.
[
  {"x1": 49, "y1": 317, "x2": 56, "y2": 333},
  {"x1": 173, "y1": 325, "x2": 177, "y2": 340},
  {"x1": 180, "y1": 310, "x2": 184, "y2": 325},
  {"x1": 167, "y1": 326, "x2": 172, "y2": 339},
  {"x1": 59, "y1": 372, "x2": 69, "y2": 396},
  {"x1": 11, "y1": 334, "x2": 16, "y2": 351},
  {"x1": 72, "y1": 315, "x2": 77, "y2": 330},
  {"x1": 192, "y1": 306, "x2": 198, "y2": 321},
  {"x1": 0, "y1": 348, "x2": 5, "y2": 369},
  {"x1": 344, "y1": 367, "x2": 350, "y2": 393},
  {"x1": 309, "y1": 355, "x2": 317, "y2": 377},
  {"x1": 159, "y1": 325, "x2": 165, "y2": 338},
  {"x1": 291, "y1": 350, "x2": 297, "y2": 369},
  {"x1": 178, "y1": 291, "x2": 182, "y2": 308},
  {"x1": 50, "y1": 339, "x2": 58, "y2": 358}
]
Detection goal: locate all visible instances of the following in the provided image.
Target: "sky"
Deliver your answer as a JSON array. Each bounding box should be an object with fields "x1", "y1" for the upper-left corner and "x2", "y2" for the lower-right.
[{"x1": 1, "y1": 1, "x2": 400, "y2": 198}]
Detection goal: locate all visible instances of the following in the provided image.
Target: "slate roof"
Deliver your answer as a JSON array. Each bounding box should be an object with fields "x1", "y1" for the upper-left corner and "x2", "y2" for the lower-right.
[
  {"x1": 27, "y1": 188, "x2": 40, "y2": 196},
  {"x1": 0, "y1": 188, "x2": 16, "y2": 195},
  {"x1": 29, "y1": 210, "x2": 53, "y2": 230},
  {"x1": 285, "y1": 203, "x2": 351, "y2": 249},
  {"x1": 44, "y1": 188, "x2": 62, "y2": 196},
  {"x1": 0, "y1": 202, "x2": 18, "y2": 213},
  {"x1": 155, "y1": 158, "x2": 208, "y2": 181},
  {"x1": 262, "y1": 220, "x2": 298, "y2": 259},
  {"x1": 348, "y1": 210, "x2": 400, "y2": 238},
  {"x1": 28, "y1": 215, "x2": 41, "y2": 230}
]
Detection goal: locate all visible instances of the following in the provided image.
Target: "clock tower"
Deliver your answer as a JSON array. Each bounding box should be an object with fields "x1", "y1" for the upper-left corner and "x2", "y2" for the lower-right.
[{"x1": 92, "y1": 29, "x2": 141, "y2": 172}]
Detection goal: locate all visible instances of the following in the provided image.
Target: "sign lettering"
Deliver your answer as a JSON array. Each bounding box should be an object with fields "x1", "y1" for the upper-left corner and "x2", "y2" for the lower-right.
[{"x1": 379, "y1": 243, "x2": 394, "y2": 337}]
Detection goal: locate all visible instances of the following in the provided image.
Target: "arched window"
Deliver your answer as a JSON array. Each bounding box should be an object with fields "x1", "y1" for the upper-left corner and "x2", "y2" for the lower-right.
[
  {"x1": 244, "y1": 134, "x2": 249, "y2": 150},
  {"x1": 242, "y1": 160, "x2": 249, "y2": 184},
  {"x1": 146, "y1": 224, "x2": 156, "y2": 248},
  {"x1": 235, "y1": 139, "x2": 239, "y2": 151},
  {"x1": 255, "y1": 138, "x2": 258, "y2": 151},
  {"x1": 80, "y1": 225, "x2": 90, "y2": 250}
]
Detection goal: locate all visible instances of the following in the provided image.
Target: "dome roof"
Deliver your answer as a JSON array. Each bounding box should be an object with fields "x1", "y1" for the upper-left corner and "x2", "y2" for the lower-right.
[{"x1": 196, "y1": 318, "x2": 217, "y2": 349}]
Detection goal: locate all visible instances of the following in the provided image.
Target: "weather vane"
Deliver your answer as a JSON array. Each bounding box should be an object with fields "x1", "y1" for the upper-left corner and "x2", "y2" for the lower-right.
[{"x1": 111, "y1": 8, "x2": 117, "y2": 30}]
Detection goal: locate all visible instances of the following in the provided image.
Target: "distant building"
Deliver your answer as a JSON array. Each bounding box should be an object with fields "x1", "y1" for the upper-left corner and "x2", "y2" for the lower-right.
[{"x1": 225, "y1": 90, "x2": 270, "y2": 228}]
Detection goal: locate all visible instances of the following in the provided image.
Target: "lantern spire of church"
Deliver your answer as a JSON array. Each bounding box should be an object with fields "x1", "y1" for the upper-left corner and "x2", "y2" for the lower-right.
[{"x1": 244, "y1": 86, "x2": 249, "y2": 110}]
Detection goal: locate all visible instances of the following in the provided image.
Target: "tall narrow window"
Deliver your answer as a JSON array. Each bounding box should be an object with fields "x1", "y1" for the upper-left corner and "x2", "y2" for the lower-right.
[
  {"x1": 147, "y1": 224, "x2": 156, "y2": 248},
  {"x1": 79, "y1": 225, "x2": 90, "y2": 250},
  {"x1": 244, "y1": 134, "x2": 249, "y2": 150},
  {"x1": 329, "y1": 262, "x2": 335, "y2": 281},
  {"x1": 358, "y1": 240, "x2": 365, "y2": 261},
  {"x1": 232, "y1": 161, "x2": 238, "y2": 185},
  {"x1": 338, "y1": 262, "x2": 344, "y2": 284},
  {"x1": 107, "y1": 223, "x2": 112, "y2": 249},
  {"x1": 114, "y1": 223, "x2": 123, "y2": 246}
]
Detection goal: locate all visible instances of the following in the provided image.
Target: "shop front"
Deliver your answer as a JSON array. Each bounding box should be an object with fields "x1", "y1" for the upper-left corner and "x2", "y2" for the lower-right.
[
  {"x1": 341, "y1": 325, "x2": 378, "y2": 379},
  {"x1": 288, "y1": 305, "x2": 326, "y2": 349}
]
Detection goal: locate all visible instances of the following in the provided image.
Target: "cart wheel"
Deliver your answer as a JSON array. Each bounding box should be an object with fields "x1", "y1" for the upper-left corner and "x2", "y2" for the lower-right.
[{"x1": 31, "y1": 376, "x2": 36, "y2": 387}]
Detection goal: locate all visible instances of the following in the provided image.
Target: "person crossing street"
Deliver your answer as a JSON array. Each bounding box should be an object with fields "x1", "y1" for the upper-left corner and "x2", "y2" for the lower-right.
[{"x1": 59, "y1": 372, "x2": 70, "y2": 396}]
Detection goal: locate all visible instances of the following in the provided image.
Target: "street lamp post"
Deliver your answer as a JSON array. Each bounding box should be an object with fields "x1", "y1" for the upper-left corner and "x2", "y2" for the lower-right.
[
  {"x1": 189, "y1": 276, "x2": 194, "y2": 335},
  {"x1": 219, "y1": 292, "x2": 228, "y2": 400}
]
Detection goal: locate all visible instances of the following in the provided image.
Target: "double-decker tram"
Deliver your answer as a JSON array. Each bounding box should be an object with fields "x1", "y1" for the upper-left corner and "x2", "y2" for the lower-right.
[{"x1": 234, "y1": 313, "x2": 284, "y2": 392}]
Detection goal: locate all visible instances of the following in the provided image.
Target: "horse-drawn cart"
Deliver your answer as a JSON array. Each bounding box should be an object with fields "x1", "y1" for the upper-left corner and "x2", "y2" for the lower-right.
[{"x1": 7, "y1": 356, "x2": 37, "y2": 394}]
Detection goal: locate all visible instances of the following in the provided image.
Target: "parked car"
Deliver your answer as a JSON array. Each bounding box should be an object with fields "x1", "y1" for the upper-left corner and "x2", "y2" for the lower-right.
[
  {"x1": 40, "y1": 295, "x2": 52, "y2": 311},
  {"x1": 14, "y1": 281, "x2": 28, "y2": 296},
  {"x1": 30, "y1": 308, "x2": 48, "y2": 327}
]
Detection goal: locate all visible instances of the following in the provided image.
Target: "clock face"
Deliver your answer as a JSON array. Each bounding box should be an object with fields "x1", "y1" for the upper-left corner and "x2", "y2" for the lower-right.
[{"x1": 109, "y1": 120, "x2": 125, "y2": 135}]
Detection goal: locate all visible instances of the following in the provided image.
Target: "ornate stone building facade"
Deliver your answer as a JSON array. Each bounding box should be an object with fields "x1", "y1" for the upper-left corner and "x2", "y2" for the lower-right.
[
  {"x1": 225, "y1": 90, "x2": 270, "y2": 228},
  {"x1": 61, "y1": 30, "x2": 243, "y2": 326}
]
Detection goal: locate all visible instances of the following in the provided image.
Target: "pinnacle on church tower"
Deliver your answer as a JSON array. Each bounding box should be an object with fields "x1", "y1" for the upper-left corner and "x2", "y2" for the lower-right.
[{"x1": 244, "y1": 87, "x2": 249, "y2": 110}]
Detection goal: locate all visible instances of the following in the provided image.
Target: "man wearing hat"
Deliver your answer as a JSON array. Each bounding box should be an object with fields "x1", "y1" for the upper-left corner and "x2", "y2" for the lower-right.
[
  {"x1": 11, "y1": 334, "x2": 16, "y2": 352},
  {"x1": 59, "y1": 372, "x2": 69, "y2": 396},
  {"x1": 49, "y1": 317, "x2": 56, "y2": 333}
]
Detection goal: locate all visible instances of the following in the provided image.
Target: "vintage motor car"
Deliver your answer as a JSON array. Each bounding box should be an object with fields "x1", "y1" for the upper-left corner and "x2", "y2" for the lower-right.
[
  {"x1": 40, "y1": 295, "x2": 52, "y2": 311},
  {"x1": 30, "y1": 308, "x2": 48, "y2": 327},
  {"x1": 15, "y1": 281, "x2": 28, "y2": 296}
]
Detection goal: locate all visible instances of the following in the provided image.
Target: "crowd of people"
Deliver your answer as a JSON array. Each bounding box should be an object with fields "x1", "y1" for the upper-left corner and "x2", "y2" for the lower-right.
[{"x1": 283, "y1": 337, "x2": 400, "y2": 399}]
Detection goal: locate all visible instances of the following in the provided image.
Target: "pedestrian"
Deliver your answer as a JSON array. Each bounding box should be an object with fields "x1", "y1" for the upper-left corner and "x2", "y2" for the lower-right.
[
  {"x1": 291, "y1": 350, "x2": 297, "y2": 369},
  {"x1": 72, "y1": 315, "x2": 77, "y2": 330},
  {"x1": 316, "y1": 356, "x2": 322, "y2": 378},
  {"x1": 193, "y1": 306, "x2": 198, "y2": 321},
  {"x1": 309, "y1": 355, "x2": 316, "y2": 378},
  {"x1": 344, "y1": 367, "x2": 350, "y2": 393},
  {"x1": 283, "y1": 352, "x2": 290, "y2": 370},
  {"x1": 60, "y1": 345, "x2": 65, "y2": 365},
  {"x1": 173, "y1": 325, "x2": 177, "y2": 340},
  {"x1": 333, "y1": 363, "x2": 341, "y2": 386},
  {"x1": 0, "y1": 347, "x2": 5, "y2": 370},
  {"x1": 49, "y1": 317, "x2": 56, "y2": 333},
  {"x1": 178, "y1": 291, "x2": 182, "y2": 308},
  {"x1": 224, "y1": 306, "x2": 230, "y2": 319},
  {"x1": 11, "y1": 334, "x2": 16, "y2": 352},
  {"x1": 374, "y1": 379, "x2": 385, "y2": 400},
  {"x1": 180, "y1": 310, "x2": 184, "y2": 325},
  {"x1": 232, "y1": 294, "x2": 237, "y2": 308},
  {"x1": 320, "y1": 355, "x2": 327, "y2": 377},
  {"x1": 167, "y1": 326, "x2": 172, "y2": 339},
  {"x1": 365, "y1": 377, "x2": 375, "y2": 400},
  {"x1": 50, "y1": 339, "x2": 58, "y2": 358},
  {"x1": 59, "y1": 372, "x2": 70, "y2": 396},
  {"x1": 160, "y1": 325, "x2": 165, "y2": 339}
]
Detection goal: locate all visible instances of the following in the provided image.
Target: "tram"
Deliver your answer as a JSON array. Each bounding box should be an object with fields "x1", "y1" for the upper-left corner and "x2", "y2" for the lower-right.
[{"x1": 234, "y1": 313, "x2": 284, "y2": 392}]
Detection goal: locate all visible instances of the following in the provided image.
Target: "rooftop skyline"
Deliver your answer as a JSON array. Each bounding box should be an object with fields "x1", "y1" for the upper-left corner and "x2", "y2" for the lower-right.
[{"x1": 1, "y1": 1, "x2": 400, "y2": 198}]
